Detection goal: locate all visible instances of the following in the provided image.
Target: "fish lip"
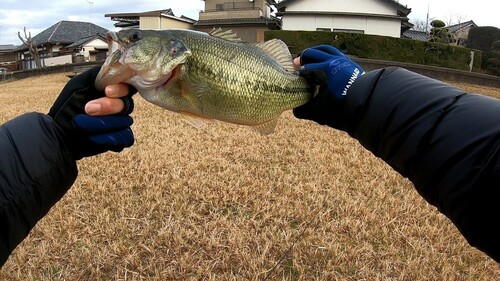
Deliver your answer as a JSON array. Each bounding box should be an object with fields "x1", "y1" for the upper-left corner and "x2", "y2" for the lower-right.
[
  {"x1": 165, "y1": 68, "x2": 177, "y2": 85},
  {"x1": 95, "y1": 31, "x2": 132, "y2": 90},
  {"x1": 106, "y1": 31, "x2": 119, "y2": 47}
]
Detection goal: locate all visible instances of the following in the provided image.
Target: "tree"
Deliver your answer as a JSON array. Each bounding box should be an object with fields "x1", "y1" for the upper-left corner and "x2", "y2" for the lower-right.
[
  {"x1": 429, "y1": 20, "x2": 452, "y2": 44},
  {"x1": 467, "y1": 26, "x2": 500, "y2": 69},
  {"x1": 443, "y1": 12, "x2": 466, "y2": 28},
  {"x1": 411, "y1": 18, "x2": 429, "y2": 32},
  {"x1": 17, "y1": 27, "x2": 42, "y2": 69},
  {"x1": 485, "y1": 40, "x2": 500, "y2": 76}
]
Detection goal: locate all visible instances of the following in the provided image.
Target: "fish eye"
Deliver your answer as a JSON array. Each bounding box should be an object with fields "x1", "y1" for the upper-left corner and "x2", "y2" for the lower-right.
[
  {"x1": 170, "y1": 40, "x2": 178, "y2": 54},
  {"x1": 169, "y1": 39, "x2": 186, "y2": 56},
  {"x1": 129, "y1": 30, "x2": 142, "y2": 42}
]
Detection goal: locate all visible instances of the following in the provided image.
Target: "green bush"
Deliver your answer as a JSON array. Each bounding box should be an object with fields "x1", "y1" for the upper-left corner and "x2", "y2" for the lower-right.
[
  {"x1": 467, "y1": 26, "x2": 500, "y2": 69},
  {"x1": 486, "y1": 40, "x2": 500, "y2": 75},
  {"x1": 265, "y1": 30, "x2": 482, "y2": 72}
]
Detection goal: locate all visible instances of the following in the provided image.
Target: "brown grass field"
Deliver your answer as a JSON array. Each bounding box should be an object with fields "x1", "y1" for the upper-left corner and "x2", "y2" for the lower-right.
[{"x1": 0, "y1": 72, "x2": 499, "y2": 280}]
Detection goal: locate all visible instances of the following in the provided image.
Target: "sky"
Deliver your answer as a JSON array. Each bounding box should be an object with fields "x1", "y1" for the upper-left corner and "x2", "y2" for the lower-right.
[
  {"x1": 0, "y1": 0, "x2": 205, "y2": 45},
  {"x1": 399, "y1": 0, "x2": 498, "y2": 29},
  {"x1": 0, "y1": 0, "x2": 498, "y2": 46}
]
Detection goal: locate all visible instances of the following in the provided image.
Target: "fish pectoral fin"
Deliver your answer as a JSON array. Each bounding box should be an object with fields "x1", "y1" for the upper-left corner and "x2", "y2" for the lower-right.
[
  {"x1": 253, "y1": 39, "x2": 295, "y2": 73},
  {"x1": 252, "y1": 118, "x2": 279, "y2": 136},
  {"x1": 180, "y1": 111, "x2": 214, "y2": 129}
]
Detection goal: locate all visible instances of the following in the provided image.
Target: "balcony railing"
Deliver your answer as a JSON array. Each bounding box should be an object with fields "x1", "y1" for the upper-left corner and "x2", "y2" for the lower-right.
[{"x1": 204, "y1": 2, "x2": 258, "y2": 12}]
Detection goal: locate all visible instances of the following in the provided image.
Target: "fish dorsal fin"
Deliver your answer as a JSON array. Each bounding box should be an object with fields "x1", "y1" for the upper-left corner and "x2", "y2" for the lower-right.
[
  {"x1": 209, "y1": 28, "x2": 244, "y2": 43},
  {"x1": 253, "y1": 39, "x2": 294, "y2": 72}
]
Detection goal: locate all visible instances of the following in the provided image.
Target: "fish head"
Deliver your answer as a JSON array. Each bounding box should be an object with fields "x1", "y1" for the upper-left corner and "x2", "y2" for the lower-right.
[{"x1": 95, "y1": 29, "x2": 191, "y2": 91}]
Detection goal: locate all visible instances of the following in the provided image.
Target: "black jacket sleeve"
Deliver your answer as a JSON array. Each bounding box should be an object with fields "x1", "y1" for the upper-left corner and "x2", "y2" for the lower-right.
[
  {"x1": 340, "y1": 67, "x2": 500, "y2": 262},
  {"x1": 0, "y1": 113, "x2": 78, "y2": 266}
]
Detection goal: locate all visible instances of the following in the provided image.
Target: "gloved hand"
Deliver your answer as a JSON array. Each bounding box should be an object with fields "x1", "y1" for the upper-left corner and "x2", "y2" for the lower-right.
[
  {"x1": 48, "y1": 66, "x2": 136, "y2": 160},
  {"x1": 293, "y1": 45, "x2": 364, "y2": 129}
]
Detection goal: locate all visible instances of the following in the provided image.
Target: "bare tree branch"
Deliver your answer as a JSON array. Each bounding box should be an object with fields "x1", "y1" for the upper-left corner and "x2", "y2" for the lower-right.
[{"x1": 17, "y1": 27, "x2": 42, "y2": 69}]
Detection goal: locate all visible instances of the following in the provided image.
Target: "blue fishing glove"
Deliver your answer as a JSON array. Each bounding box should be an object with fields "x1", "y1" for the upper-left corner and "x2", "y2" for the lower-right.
[
  {"x1": 293, "y1": 45, "x2": 364, "y2": 129},
  {"x1": 48, "y1": 66, "x2": 136, "y2": 160}
]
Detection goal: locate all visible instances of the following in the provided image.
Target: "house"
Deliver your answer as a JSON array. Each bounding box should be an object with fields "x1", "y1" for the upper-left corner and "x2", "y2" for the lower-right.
[
  {"x1": 61, "y1": 34, "x2": 109, "y2": 62},
  {"x1": 0, "y1": 45, "x2": 18, "y2": 71},
  {"x1": 448, "y1": 20, "x2": 477, "y2": 46},
  {"x1": 105, "y1": 9, "x2": 196, "y2": 30},
  {"x1": 275, "y1": 0, "x2": 412, "y2": 38},
  {"x1": 16, "y1": 20, "x2": 109, "y2": 70},
  {"x1": 195, "y1": 0, "x2": 281, "y2": 42}
]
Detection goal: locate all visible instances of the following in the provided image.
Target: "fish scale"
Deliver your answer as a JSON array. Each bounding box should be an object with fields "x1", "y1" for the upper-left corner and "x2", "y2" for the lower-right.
[
  {"x1": 95, "y1": 28, "x2": 312, "y2": 135},
  {"x1": 175, "y1": 31, "x2": 308, "y2": 119}
]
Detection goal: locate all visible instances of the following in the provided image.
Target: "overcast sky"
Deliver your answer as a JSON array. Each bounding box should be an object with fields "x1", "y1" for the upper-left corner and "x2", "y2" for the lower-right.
[{"x1": 0, "y1": 0, "x2": 498, "y2": 45}]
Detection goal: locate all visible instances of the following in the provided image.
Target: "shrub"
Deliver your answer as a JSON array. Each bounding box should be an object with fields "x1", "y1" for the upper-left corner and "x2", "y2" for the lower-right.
[{"x1": 265, "y1": 30, "x2": 482, "y2": 72}]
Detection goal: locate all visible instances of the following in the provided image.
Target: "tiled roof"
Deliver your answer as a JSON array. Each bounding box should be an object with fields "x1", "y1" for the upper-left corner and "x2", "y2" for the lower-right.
[
  {"x1": 63, "y1": 34, "x2": 107, "y2": 49},
  {"x1": 448, "y1": 20, "x2": 477, "y2": 33},
  {"x1": 383, "y1": 0, "x2": 411, "y2": 14},
  {"x1": 105, "y1": 8, "x2": 174, "y2": 18},
  {"x1": 105, "y1": 8, "x2": 195, "y2": 28},
  {"x1": 402, "y1": 30, "x2": 430, "y2": 41},
  {"x1": 16, "y1": 20, "x2": 108, "y2": 51},
  {"x1": 0, "y1": 45, "x2": 17, "y2": 52},
  {"x1": 194, "y1": 17, "x2": 279, "y2": 26},
  {"x1": 195, "y1": 17, "x2": 280, "y2": 26}
]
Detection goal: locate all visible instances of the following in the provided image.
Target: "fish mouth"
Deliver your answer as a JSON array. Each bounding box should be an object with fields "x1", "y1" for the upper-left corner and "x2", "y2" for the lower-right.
[
  {"x1": 134, "y1": 65, "x2": 181, "y2": 89},
  {"x1": 94, "y1": 33, "x2": 132, "y2": 91},
  {"x1": 95, "y1": 59, "x2": 183, "y2": 91}
]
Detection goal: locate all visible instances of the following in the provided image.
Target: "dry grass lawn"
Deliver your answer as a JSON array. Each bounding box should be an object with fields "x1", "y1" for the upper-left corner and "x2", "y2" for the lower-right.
[{"x1": 0, "y1": 72, "x2": 499, "y2": 280}]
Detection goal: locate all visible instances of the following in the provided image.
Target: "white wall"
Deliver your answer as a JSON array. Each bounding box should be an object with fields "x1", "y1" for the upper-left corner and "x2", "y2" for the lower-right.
[
  {"x1": 366, "y1": 18, "x2": 401, "y2": 37},
  {"x1": 81, "y1": 38, "x2": 108, "y2": 61},
  {"x1": 280, "y1": 0, "x2": 404, "y2": 37},
  {"x1": 284, "y1": 0, "x2": 397, "y2": 15},
  {"x1": 43, "y1": 54, "x2": 72, "y2": 66},
  {"x1": 282, "y1": 14, "x2": 401, "y2": 37}
]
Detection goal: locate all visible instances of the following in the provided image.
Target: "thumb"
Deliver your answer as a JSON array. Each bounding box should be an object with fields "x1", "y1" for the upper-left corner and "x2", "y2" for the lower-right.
[{"x1": 298, "y1": 62, "x2": 330, "y2": 86}]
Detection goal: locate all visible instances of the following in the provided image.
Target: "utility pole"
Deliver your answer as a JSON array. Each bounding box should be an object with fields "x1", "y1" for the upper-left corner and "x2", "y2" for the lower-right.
[
  {"x1": 425, "y1": 4, "x2": 430, "y2": 33},
  {"x1": 85, "y1": 0, "x2": 93, "y2": 35}
]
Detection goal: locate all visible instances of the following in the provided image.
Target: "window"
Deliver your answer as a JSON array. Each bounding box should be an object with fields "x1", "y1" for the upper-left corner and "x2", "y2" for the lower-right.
[
  {"x1": 316, "y1": 28, "x2": 331, "y2": 32},
  {"x1": 216, "y1": 4, "x2": 223, "y2": 11},
  {"x1": 333, "y1": 29, "x2": 364, "y2": 34}
]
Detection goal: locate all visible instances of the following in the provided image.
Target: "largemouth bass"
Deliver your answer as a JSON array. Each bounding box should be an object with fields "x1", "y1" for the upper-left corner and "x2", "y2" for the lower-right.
[{"x1": 95, "y1": 28, "x2": 312, "y2": 135}]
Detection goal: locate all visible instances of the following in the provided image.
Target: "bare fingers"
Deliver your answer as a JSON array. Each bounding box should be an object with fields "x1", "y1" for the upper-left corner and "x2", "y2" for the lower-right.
[
  {"x1": 85, "y1": 97, "x2": 125, "y2": 116},
  {"x1": 293, "y1": 57, "x2": 301, "y2": 70},
  {"x1": 85, "y1": 83, "x2": 132, "y2": 116},
  {"x1": 105, "y1": 83, "x2": 130, "y2": 98}
]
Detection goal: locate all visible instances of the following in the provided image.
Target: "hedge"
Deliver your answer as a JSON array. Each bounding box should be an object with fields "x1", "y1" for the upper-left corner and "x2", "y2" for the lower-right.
[{"x1": 265, "y1": 30, "x2": 482, "y2": 72}]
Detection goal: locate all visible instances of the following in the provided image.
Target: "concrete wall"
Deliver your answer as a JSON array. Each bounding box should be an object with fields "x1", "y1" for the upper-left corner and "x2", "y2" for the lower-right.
[
  {"x1": 43, "y1": 54, "x2": 73, "y2": 67},
  {"x1": 354, "y1": 58, "x2": 500, "y2": 88},
  {"x1": 4, "y1": 62, "x2": 102, "y2": 80},
  {"x1": 3, "y1": 60, "x2": 499, "y2": 88}
]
